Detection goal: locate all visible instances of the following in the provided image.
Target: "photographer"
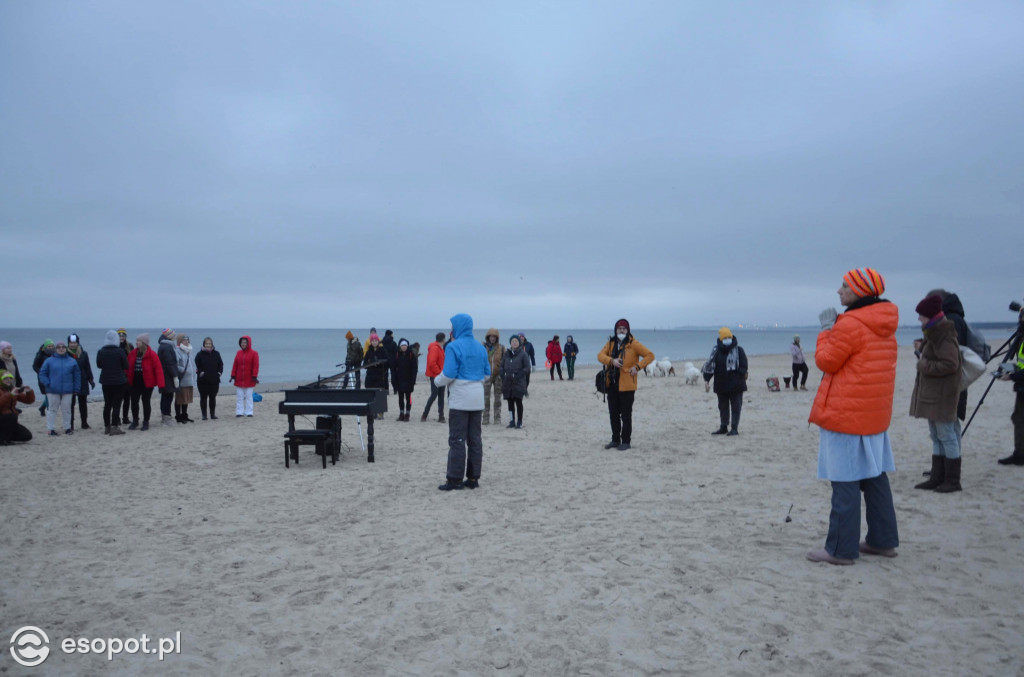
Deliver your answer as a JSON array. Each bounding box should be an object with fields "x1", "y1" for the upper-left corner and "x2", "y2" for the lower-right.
[
  {"x1": 0, "y1": 370, "x2": 35, "y2": 444},
  {"x1": 597, "y1": 319, "x2": 654, "y2": 451},
  {"x1": 997, "y1": 339, "x2": 1024, "y2": 466}
]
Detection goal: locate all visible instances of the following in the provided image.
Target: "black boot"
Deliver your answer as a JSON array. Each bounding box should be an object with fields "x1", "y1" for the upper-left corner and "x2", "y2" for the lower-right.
[
  {"x1": 712, "y1": 426, "x2": 728, "y2": 435},
  {"x1": 915, "y1": 456, "x2": 945, "y2": 489},
  {"x1": 997, "y1": 451, "x2": 1024, "y2": 466},
  {"x1": 934, "y1": 457, "x2": 962, "y2": 493}
]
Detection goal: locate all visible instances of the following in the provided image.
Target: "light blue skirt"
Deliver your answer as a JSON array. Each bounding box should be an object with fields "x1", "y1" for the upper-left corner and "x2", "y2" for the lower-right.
[{"x1": 817, "y1": 429, "x2": 896, "y2": 482}]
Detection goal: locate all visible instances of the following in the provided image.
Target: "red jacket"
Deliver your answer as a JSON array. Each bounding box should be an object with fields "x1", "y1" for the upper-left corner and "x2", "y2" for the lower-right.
[
  {"x1": 546, "y1": 341, "x2": 563, "y2": 363},
  {"x1": 425, "y1": 341, "x2": 445, "y2": 379},
  {"x1": 126, "y1": 347, "x2": 166, "y2": 389},
  {"x1": 231, "y1": 336, "x2": 260, "y2": 388},
  {"x1": 809, "y1": 301, "x2": 899, "y2": 435}
]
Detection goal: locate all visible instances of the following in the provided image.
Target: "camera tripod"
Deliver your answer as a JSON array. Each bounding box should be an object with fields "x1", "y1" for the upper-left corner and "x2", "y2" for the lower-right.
[{"x1": 962, "y1": 305, "x2": 1024, "y2": 437}]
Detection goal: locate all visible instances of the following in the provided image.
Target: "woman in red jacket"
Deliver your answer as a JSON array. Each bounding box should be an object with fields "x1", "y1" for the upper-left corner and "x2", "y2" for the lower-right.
[
  {"x1": 420, "y1": 332, "x2": 447, "y2": 422},
  {"x1": 546, "y1": 335, "x2": 563, "y2": 381},
  {"x1": 806, "y1": 268, "x2": 900, "y2": 565},
  {"x1": 230, "y1": 335, "x2": 259, "y2": 417},
  {"x1": 126, "y1": 334, "x2": 165, "y2": 431}
]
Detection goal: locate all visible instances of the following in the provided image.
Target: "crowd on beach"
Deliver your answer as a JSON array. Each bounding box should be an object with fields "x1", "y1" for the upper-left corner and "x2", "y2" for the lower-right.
[{"x1": 2, "y1": 267, "x2": 1022, "y2": 567}]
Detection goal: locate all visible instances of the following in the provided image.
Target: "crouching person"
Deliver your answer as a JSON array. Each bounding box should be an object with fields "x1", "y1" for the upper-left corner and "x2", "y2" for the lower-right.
[
  {"x1": 434, "y1": 313, "x2": 490, "y2": 491},
  {"x1": 0, "y1": 370, "x2": 35, "y2": 444}
]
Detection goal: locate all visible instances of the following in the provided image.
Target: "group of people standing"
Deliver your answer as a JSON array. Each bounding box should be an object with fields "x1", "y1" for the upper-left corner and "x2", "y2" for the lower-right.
[{"x1": 0, "y1": 330, "x2": 259, "y2": 439}]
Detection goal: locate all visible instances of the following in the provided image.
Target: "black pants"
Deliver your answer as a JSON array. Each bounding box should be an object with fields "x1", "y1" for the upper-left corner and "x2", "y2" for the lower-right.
[
  {"x1": 131, "y1": 383, "x2": 154, "y2": 423},
  {"x1": 70, "y1": 393, "x2": 88, "y2": 429},
  {"x1": 102, "y1": 384, "x2": 125, "y2": 427},
  {"x1": 550, "y1": 362, "x2": 563, "y2": 380},
  {"x1": 422, "y1": 381, "x2": 445, "y2": 417},
  {"x1": 446, "y1": 409, "x2": 483, "y2": 483},
  {"x1": 792, "y1": 363, "x2": 809, "y2": 387},
  {"x1": 0, "y1": 413, "x2": 32, "y2": 443},
  {"x1": 398, "y1": 391, "x2": 412, "y2": 413},
  {"x1": 566, "y1": 356, "x2": 576, "y2": 380},
  {"x1": 607, "y1": 389, "x2": 635, "y2": 444},
  {"x1": 121, "y1": 383, "x2": 131, "y2": 422},
  {"x1": 1013, "y1": 391, "x2": 1024, "y2": 454},
  {"x1": 717, "y1": 391, "x2": 743, "y2": 430},
  {"x1": 507, "y1": 397, "x2": 523, "y2": 422},
  {"x1": 198, "y1": 380, "x2": 219, "y2": 417},
  {"x1": 345, "y1": 361, "x2": 361, "y2": 389}
]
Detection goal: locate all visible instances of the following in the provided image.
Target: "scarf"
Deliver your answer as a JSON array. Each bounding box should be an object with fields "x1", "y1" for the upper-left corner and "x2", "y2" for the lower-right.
[{"x1": 703, "y1": 344, "x2": 740, "y2": 375}]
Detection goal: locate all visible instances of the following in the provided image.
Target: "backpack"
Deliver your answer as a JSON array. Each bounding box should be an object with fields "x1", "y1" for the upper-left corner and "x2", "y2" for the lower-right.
[{"x1": 965, "y1": 323, "x2": 991, "y2": 362}]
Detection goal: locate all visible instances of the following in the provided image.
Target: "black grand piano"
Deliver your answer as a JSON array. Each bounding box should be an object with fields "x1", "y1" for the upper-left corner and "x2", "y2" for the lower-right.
[{"x1": 279, "y1": 366, "x2": 387, "y2": 468}]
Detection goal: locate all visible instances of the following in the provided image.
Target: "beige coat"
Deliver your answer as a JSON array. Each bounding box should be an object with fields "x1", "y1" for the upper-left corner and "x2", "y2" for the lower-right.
[{"x1": 909, "y1": 318, "x2": 962, "y2": 422}]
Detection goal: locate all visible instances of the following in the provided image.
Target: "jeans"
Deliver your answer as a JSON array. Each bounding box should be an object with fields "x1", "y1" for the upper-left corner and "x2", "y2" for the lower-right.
[
  {"x1": 717, "y1": 391, "x2": 742, "y2": 430},
  {"x1": 792, "y1": 362, "x2": 809, "y2": 387},
  {"x1": 446, "y1": 409, "x2": 483, "y2": 483},
  {"x1": 565, "y1": 356, "x2": 576, "y2": 380},
  {"x1": 45, "y1": 393, "x2": 73, "y2": 431},
  {"x1": 607, "y1": 390, "x2": 635, "y2": 444},
  {"x1": 102, "y1": 384, "x2": 124, "y2": 427},
  {"x1": 928, "y1": 419, "x2": 961, "y2": 459},
  {"x1": 160, "y1": 391, "x2": 174, "y2": 416},
  {"x1": 825, "y1": 473, "x2": 899, "y2": 560},
  {"x1": 422, "y1": 381, "x2": 445, "y2": 418}
]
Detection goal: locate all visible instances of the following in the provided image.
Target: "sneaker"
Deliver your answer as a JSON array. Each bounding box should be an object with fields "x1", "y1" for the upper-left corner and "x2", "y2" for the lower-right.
[
  {"x1": 507, "y1": 421, "x2": 516, "y2": 429},
  {"x1": 65, "y1": 429, "x2": 73, "y2": 435},
  {"x1": 438, "y1": 481, "x2": 464, "y2": 491},
  {"x1": 515, "y1": 421, "x2": 522, "y2": 429},
  {"x1": 463, "y1": 479, "x2": 479, "y2": 490},
  {"x1": 48, "y1": 430, "x2": 59, "y2": 436},
  {"x1": 109, "y1": 426, "x2": 125, "y2": 436},
  {"x1": 604, "y1": 441, "x2": 620, "y2": 449},
  {"x1": 246, "y1": 414, "x2": 253, "y2": 418},
  {"x1": 805, "y1": 549, "x2": 854, "y2": 565},
  {"x1": 236, "y1": 414, "x2": 243, "y2": 418},
  {"x1": 859, "y1": 542, "x2": 897, "y2": 558},
  {"x1": 618, "y1": 443, "x2": 631, "y2": 451}
]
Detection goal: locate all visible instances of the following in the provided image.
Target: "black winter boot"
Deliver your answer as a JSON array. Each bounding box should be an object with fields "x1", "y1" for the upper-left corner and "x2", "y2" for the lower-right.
[
  {"x1": 915, "y1": 456, "x2": 945, "y2": 490},
  {"x1": 934, "y1": 457, "x2": 962, "y2": 493}
]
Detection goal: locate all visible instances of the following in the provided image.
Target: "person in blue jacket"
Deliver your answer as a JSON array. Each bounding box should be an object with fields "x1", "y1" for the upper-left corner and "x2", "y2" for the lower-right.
[
  {"x1": 434, "y1": 313, "x2": 490, "y2": 491},
  {"x1": 38, "y1": 340, "x2": 81, "y2": 436}
]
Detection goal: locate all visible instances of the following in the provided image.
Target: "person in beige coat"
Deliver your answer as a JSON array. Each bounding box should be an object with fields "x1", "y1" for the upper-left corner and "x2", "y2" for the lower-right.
[
  {"x1": 482, "y1": 328, "x2": 505, "y2": 425},
  {"x1": 910, "y1": 294, "x2": 964, "y2": 493}
]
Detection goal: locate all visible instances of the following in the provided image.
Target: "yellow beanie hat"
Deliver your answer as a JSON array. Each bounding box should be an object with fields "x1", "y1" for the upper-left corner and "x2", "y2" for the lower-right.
[{"x1": 718, "y1": 327, "x2": 733, "y2": 340}]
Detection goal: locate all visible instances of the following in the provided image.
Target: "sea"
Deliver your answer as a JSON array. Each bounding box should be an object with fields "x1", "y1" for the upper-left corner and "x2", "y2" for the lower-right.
[{"x1": 4, "y1": 325, "x2": 1016, "y2": 387}]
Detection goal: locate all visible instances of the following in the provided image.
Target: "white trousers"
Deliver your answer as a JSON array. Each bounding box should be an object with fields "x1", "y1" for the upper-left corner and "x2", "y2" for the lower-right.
[
  {"x1": 46, "y1": 392, "x2": 73, "y2": 431},
  {"x1": 236, "y1": 387, "x2": 254, "y2": 416}
]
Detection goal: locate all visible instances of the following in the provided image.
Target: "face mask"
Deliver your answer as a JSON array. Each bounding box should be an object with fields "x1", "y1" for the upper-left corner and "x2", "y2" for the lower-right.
[
  {"x1": 616, "y1": 332, "x2": 627, "y2": 341},
  {"x1": 721, "y1": 338, "x2": 733, "y2": 346}
]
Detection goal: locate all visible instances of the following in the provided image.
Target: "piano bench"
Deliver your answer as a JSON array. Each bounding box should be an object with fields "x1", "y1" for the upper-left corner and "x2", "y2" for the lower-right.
[{"x1": 283, "y1": 430, "x2": 336, "y2": 469}]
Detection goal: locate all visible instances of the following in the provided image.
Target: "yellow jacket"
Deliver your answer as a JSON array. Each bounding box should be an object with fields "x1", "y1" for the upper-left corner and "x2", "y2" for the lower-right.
[{"x1": 597, "y1": 337, "x2": 654, "y2": 393}]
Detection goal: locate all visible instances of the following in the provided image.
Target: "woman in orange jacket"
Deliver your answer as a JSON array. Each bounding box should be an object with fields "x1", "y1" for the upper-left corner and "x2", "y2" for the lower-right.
[
  {"x1": 597, "y1": 319, "x2": 654, "y2": 451},
  {"x1": 806, "y1": 268, "x2": 900, "y2": 565}
]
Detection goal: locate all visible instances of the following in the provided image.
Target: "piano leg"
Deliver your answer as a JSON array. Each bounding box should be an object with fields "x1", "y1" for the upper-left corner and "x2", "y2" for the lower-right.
[{"x1": 366, "y1": 415, "x2": 375, "y2": 463}]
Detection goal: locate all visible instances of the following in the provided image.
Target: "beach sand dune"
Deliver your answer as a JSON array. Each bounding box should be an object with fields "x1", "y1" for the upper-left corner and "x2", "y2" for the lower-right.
[{"x1": 1, "y1": 347, "x2": 1021, "y2": 675}]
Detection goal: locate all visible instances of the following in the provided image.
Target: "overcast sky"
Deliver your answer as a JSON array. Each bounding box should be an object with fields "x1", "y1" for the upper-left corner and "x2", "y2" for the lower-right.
[{"x1": 2, "y1": 1, "x2": 1022, "y2": 329}]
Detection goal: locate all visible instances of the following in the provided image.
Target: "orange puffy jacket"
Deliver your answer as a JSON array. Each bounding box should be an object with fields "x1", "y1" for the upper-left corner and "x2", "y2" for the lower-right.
[{"x1": 808, "y1": 300, "x2": 899, "y2": 435}]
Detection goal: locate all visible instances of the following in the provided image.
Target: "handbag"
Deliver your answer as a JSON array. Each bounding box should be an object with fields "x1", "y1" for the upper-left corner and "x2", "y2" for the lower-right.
[{"x1": 960, "y1": 346, "x2": 986, "y2": 391}]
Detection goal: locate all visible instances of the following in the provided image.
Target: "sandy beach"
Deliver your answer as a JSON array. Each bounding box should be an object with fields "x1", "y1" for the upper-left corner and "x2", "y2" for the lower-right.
[{"x1": 1, "y1": 346, "x2": 1021, "y2": 676}]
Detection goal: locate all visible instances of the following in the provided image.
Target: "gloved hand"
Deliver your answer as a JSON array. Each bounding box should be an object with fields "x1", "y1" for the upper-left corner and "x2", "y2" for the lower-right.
[
  {"x1": 705, "y1": 382, "x2": 710, "y2": 393},
  {"x1": 173, "y1": 377, "x2": 180, "y2": 389},
  {"x1": 819, "y1": 307, "x2": 838, "y2": 330}
]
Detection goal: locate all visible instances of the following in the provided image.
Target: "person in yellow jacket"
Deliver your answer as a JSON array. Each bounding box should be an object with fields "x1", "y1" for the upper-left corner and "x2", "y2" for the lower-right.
[{"x1": 597, "y1": 318, "x2": 654, "y2": 451}]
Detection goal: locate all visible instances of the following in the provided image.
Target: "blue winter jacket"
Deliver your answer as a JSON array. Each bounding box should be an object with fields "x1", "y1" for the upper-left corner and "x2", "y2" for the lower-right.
[
  {"x1": 434, "y1": 313, "x2": 490, "y2": 411},
  {"x1": 39, "y1": 353, "x2": 82, "y2": 395}
]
